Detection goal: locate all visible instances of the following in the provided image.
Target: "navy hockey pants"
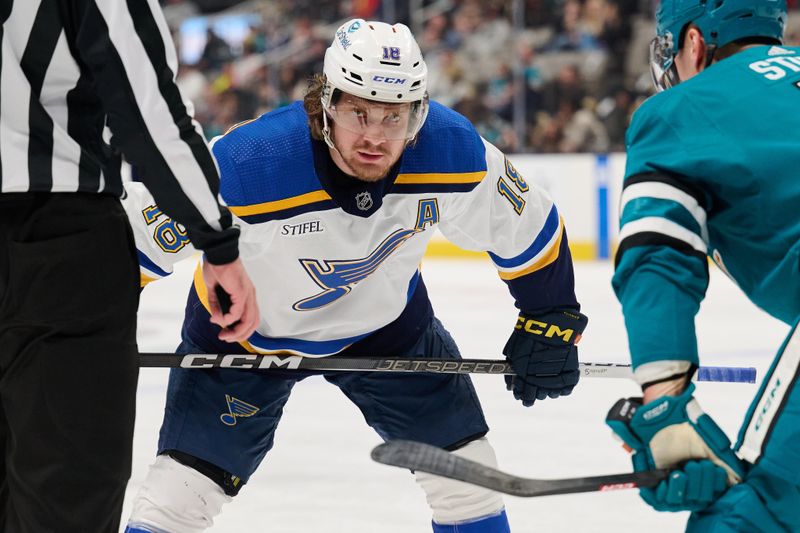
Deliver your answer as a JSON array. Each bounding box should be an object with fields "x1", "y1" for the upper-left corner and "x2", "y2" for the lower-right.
[{"x1": 157, "y1": 317, "x2": 490, "y2": 483}]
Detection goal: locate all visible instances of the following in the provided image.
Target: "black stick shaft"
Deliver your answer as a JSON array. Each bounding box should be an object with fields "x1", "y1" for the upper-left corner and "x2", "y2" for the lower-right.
[
  {"x1": 371, "y1": 440, "x2": 670, "y2": 497},
  {"x1": 136, "y1": 353, "x2": 756, "y2": 382},
  {"x1": 140, "y1": 353, "x2": 512, "y2": 374}
]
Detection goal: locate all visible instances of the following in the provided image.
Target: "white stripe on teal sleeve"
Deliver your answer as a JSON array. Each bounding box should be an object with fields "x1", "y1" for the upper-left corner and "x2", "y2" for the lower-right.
[
  {"x1": 619, "y1": 217, "x2": 708, "y2": 255},
  {"x1": 620, "y1": 182, "x2": 709, "y2": 242}
]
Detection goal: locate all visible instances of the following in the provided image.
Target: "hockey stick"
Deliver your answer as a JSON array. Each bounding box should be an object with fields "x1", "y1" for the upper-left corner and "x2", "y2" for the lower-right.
[
  {"x1": 371, "y1": 440, "x2": 669, "y2": 497},
  {"x1": 137, "y1": 353, "x2": 757, "y2": 383}
]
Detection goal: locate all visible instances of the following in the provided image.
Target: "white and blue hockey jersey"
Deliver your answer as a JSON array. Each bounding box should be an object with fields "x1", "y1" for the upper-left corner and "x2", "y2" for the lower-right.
[{"x1": 125, "y1": 101, "x2": 579, "y2": 357}]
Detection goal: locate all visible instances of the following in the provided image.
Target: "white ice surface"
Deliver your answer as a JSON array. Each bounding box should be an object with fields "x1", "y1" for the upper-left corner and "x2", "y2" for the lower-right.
[{"x1": 127, "y1": 259, "x2": 788, "y2": 532}]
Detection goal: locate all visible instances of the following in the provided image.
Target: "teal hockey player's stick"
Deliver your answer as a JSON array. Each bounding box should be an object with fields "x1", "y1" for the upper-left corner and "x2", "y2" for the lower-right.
[
  {"x1": 372, "y1": 439, "x2": 669, "y2": 497},
  {"x1": 137, "y1": 353, "x2": 757, "y2": 383}
]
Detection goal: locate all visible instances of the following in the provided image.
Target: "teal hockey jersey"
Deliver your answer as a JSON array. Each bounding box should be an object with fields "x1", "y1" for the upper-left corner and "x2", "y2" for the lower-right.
[{"x1": 613, "y1": 45, "x2": 800, "y2": 376}]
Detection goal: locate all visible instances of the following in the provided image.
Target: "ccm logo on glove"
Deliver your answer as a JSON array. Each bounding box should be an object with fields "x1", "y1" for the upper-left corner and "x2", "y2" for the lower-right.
[
  {"x1": 513, "y1": 312, "x2": 583, "y2": 344},
  {"x1": 504, "y1": 309, "x2": 588, "y2": 407}
]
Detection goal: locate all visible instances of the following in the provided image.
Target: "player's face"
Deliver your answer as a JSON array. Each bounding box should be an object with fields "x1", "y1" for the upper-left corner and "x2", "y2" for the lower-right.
[{"x1": 328, "y1": 96, "x2": 410, "y2": 182}]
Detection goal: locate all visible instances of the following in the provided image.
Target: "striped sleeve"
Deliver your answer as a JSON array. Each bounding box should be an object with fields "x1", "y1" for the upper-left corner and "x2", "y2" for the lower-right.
[
  {"x1": 71, "y1": 0, "x2": 238, "y2": 264},
  {"x1": 439, "y1": 138, "x2": 578, "y2": 312},
  {"x1": 612, "y1": 171, "x2": 711, "y2": 370},
  {"x1": 121, "y1": 182, "x2": 198, "y2": 287},
  {"x1": 616, "y1": 172, "x2": 709, "y2": 264}
]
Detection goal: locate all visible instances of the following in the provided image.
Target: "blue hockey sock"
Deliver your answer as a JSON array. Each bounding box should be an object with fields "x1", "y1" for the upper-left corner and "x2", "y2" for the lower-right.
[{"x1": 432, "y1": 509, "x2": 510, "y2": 532}]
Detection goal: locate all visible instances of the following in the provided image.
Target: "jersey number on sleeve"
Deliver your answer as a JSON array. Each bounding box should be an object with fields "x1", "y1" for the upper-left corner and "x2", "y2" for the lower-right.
[
  {"x1": 141, "y1": 205, "x2": 190, "y2": 253},
  {"x1": 497, "y1": 157, "x2": 528, "y2": 215}
]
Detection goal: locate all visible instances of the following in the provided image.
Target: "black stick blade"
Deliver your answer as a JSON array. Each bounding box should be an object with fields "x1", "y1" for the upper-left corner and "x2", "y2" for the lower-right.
[{"x1": 371, "y1": 440, "x2": 669, "y2": 498}]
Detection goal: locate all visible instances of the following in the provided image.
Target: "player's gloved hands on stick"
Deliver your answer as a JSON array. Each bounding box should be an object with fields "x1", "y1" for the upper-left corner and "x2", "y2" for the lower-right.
[
  {"x1": 606, "y1": 382, "x2": 746, "y2": 512},
  {"x1": 503, "y1": 309, "x2": 588, "y2": 407},
  {"x1": 203, "y1": 257, "x2": 259, "y2": 342}
]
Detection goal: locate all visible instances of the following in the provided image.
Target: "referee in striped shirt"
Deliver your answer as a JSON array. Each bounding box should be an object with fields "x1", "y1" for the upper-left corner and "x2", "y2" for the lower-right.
[{"x1": 0, "y1": 2, "x2": 259, "y2": 532}]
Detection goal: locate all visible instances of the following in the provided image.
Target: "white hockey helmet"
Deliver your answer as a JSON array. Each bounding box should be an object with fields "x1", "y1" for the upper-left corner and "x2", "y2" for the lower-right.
[{"x1": 321, "y1": 19, "x2": 429, "y2": 147}]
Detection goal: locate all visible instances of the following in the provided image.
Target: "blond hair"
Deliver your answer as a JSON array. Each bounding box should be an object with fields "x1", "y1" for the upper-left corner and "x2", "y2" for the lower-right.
[{"x1": 303, "y1": 73, "x2": 327, "y2": 141}]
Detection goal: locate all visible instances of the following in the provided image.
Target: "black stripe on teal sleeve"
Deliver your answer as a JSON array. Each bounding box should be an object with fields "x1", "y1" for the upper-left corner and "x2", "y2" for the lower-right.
[
  {"x1": 624, "y1": 171, "x2": 709, "y2": 210},
  {"x1": 615, "y1": 232, "x2": 709, "y2": 270}
]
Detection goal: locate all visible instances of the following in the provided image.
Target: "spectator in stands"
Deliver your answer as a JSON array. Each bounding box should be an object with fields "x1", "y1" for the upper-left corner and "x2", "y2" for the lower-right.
[
  {"x1": 525, "y1": 0, "x2": 561, "y2": 28},
  {"x1": 540, "y1": 64, "x2": 586, "y2": 115},
  {"x1": 420, "y1": 14, "x2": 449, "y2": 55},
  {"x1": 529, "y1": 111, "x2": 565, "y2": 153},
  {"x1": 164, "y1": 0, "x2": 799, "y2": 153},
  {"x1": 518, "y1": 41, "x2": 544, "y2": 123},
  {"x1": 200, "y1": 26, "x2": 234, "y2": 70},
  {"x1": 455, "y1": 95, "x2": 518, "y2": 153},
  {"x1": 596, "y1": 85, "x2": 635, "y2": 151},
  {"x1": 484, "y1": 62, "x2": 515, "y2": 122},
  {"x1": 547, "y1": 0, "x2": 602, "y2": 52},
  {"x1": 598, "y1": 0, "x2": 633, "y2": 90},
  {"x1": 560, "y1": 98, "x2": 610, "y2": 153},
  {"x1": 426, "y1": 47, "x2": 472, "y2": 109}
]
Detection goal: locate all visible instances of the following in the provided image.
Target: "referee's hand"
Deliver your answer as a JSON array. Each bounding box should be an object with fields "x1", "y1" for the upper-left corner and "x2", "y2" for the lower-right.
[{"x1": 203, "y1": 258, "x2": 259, "y2": 342}]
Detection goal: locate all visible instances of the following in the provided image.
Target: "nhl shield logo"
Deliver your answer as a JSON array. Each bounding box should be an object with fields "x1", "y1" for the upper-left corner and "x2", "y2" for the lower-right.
[{"x1": 355, "y1": 191, "x2": 373, "y2": 211}]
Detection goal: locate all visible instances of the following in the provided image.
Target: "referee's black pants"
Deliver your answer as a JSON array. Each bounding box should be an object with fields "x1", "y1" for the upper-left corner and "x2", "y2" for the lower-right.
[{"x1": 0, "y1": 193, "x2": 140, "y2": 533}]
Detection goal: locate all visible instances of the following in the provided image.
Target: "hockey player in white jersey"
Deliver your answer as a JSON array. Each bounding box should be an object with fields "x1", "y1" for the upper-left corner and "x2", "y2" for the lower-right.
[{"x1": 124, "y1": 20, "x2": 586, "y2": 533}]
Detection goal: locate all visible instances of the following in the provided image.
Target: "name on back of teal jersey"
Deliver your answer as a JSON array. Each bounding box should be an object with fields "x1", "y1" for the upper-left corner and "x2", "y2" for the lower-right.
[{"x1": 749, "y1": 54, "x2": 800, "y2": 80}]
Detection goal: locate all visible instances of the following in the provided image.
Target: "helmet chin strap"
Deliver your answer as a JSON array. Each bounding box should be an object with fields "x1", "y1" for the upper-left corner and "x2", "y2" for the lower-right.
[
  {"x1": 320, "y1": 83, "x2": 346, "y2": 160},
  {"x1": 703, "y1": 43, "x2": 718, "y2": 68},
  {"x1": 321, "y1": 110, "x2": 342, "y2": 156}
]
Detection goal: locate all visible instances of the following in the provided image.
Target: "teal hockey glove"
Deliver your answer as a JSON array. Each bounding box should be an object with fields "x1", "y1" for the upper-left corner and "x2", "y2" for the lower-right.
[
  {"x1": 606, "y1": 383, "x2": 746, "y2": 512},
  {"x1": 503, "y1": 309, "x2": 587, "y2": 407},
  {"x1": 645, "y1": 460, "x2": 727, "y2": 511}
]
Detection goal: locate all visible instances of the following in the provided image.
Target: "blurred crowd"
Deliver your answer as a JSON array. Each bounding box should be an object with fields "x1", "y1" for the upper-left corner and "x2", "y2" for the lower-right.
[{"x1": 160, "y1": 0, "x2": 800, "y2": 153}]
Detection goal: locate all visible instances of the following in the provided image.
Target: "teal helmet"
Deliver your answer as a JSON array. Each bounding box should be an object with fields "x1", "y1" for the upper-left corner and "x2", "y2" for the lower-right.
[{"x1": 650, "y1": 0, "x2": 787, "y2": 91}]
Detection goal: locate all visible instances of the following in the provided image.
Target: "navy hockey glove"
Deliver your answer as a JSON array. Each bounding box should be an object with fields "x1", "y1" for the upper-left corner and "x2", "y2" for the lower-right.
[
  {"x1": 503, "y1": 309, "x2": 587, "y2": 407},
  {"x1": 606, "y1": 383, "x2": 746, "y2": 512}
]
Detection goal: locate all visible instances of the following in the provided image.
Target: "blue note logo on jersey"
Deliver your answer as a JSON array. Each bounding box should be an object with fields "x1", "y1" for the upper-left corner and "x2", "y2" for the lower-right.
[
  {"x1": 293, "y1": 199, "x2": 439, "y2": 311},
  {"x1": 220, "y1": 394, "x2": 259, "y2": 426}
]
